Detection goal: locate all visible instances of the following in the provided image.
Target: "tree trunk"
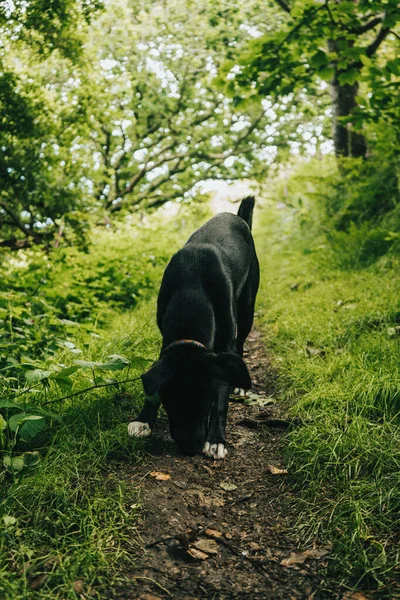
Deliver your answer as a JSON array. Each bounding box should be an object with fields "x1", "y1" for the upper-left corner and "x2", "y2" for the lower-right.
[
  {"x1": 328, "y1": 38, "x2": 367, "y2": 159},
  {"x1": 330, "y1": 75, "x2": 367, "y2": 159}
]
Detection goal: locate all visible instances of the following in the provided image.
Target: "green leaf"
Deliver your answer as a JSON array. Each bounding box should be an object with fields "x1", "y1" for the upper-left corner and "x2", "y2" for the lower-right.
[
  {"x1": 0, "y1": 414, "x2": 7, "y2": 431},
  {"x1": 0, "y1": 399, "x2": 23, "y2": 409},
  {"x1": 130, "y1": 356, "x2": 153, "y2": 370},
  {"x1": 52, "y1": 375, "x2": 73, "y2": 392},
  {"x1": 97, "y1": 354, "x2": 130, "y2": 371},
  {"x1": 3, "y1": 455, "x2": 25, "y2": 472},
  {"x1": 19, "y1": 417, "x2": 46, "y2": 441},
  {"x1": 3, "y1": 515, "x2": 17, "y2": 527},
  {"x1": 8, "y1": 413, "x2": 44, "y2": 433},
  {"x1": 336, "y1": 2, "x2": 355, "y2": 14},
  {"x1": 372, "y1": 548, "x2": 387, "y2": 569},
  {"x1": 360, "y1": 54, "x2": 372, "y2": 68},
  {"x1": 58, "y1": 318, "x2": 79, "y2": 326},
  {"x1": 338, "y1": 69, "x2": 359, "y2": 86},
  {"x1": 318, "y1": 67, "x2": 334, "y2": 82},
  {"x1": 74, "y1": 355, "x2": 131, "y2": 372},
  {"x1": 25, "y1": 369, "x2": 52, "y2": 384},
  {"x1": 22, "y1": 451, "x2": 41, "y2": 467},
  {"x1": 74, "y1": 359, "x2": 103, "y2": 369},
  {"x1": 51, "y1": 365, "x2": 81, "y2": 378},
  {"x1": 311, "y1": 50, "x2": 328, "y2": 68}
]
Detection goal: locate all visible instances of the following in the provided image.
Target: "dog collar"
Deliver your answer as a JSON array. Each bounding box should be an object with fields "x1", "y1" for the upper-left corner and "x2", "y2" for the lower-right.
[{"x1": 163, "y1": 339, "x2": 208, "y2": 353}]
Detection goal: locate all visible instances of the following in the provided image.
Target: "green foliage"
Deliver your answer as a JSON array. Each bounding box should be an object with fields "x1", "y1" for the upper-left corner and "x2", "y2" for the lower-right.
[
  {"x1": 0, "y1": 0, "x2": 278, "y2": 248},
  {"x1": 0, "y1": 243, "x2": 164, "y2": 596},
  {"x1": 0, "y1": 0, "x2": 102, "y2": 250},
  {"x1": 255, "y1": 162, "x2": 400, "y2": 591},
  {"x1": 223, "y1": 0, "x2": 400, "y2": 157},
  {"x1": 267, "y1": 129, "x2": 400, "y2": 268},
  {"x1": 0, "y1": 207, "x2": 196, "y2": 473}
]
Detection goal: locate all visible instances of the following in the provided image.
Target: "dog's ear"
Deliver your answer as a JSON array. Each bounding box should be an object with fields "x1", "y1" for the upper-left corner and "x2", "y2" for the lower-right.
[
  {"x1": 141, "y1": 358, "x2": 172, "y2": 396},
  {"x1": 208, "y1": 353, "x2": 252, "y2": 389}
]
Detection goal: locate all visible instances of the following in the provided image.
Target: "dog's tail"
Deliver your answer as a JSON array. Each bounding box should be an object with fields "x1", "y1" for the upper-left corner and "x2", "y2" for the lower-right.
[{"x1": 237, "y1": 196, "x2": 255, "y2": 230}]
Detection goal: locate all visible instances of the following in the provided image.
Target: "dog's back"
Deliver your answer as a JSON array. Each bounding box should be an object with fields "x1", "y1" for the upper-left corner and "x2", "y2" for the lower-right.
[{"x1": 157, "y1": 198, "x2": 259, "y2": 352}]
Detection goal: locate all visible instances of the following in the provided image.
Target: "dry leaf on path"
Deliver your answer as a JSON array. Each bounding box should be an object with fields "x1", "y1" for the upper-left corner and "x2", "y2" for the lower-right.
[
  {"x1": 205, "y1": 528, "x2": 223, "y2": 539},
  {"x1": 187, "y1": 547, "x2": 210, "y2": 560},
  {"x1": 280, "y1": 547, "x2": 330, "y2": 567},
  {"x1": 267, "y1": 464, "x2": 288, "y2": 475},
  {"x1": 341, "y1": 593, "x2": 369, "y2": 600},
  {"x1": 193, "y1": 538, "x2": 219, "y2": 555},
  {"x1": 149, "y1": 471, "x2": 171, "y2": 481},
  {"x1": 220, "y1": 482, "x2": 238, "y2": 491}
]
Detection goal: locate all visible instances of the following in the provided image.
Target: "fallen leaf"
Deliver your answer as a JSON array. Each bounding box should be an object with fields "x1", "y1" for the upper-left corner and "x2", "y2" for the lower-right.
[
  {"x1": 220, "y1": 482, "x2": 238, "y2": 491},
  {"x1": 149, "y1": 471, "x2": 171, "y2": 481},
  {"x1": 341, "y1": 593, "x2": 369, "y2": 600},
  {"x1": 244, "y1": 393, "x2": 275, "y2": 407},
  {"x1": 187, "y1": 547, "x2": 210, "y2": 560},
  {"x1": 73, "y1": 580, "x2": 84, "y2": 593},
  {"x1": 205, "y1": 528, "x2": 223, "y2": 539},
  {"x1": 28, "y1": 574, "x2": 48, "y2": 590},
  {"x1": 249, "y1": 542, "x2": 262, "y2": 551},
  {"x1": 193, "y1": 538, "x2": 219, "y2": 555},
  {"x1": 280, "y1": 547, "x2": 330, "y2": 567},
  {"x1": 183, "y1": 488, "x2": 225, "y2": 507},
  {"x1": 176, "y1": 528, "x2": 198, "y2": 549},
  {"x1": 267, "y1": 464, "x2": 288, "y2": 475},
  {"x1": 138, "y1": 594, "x2": 163, "y2": 600}
]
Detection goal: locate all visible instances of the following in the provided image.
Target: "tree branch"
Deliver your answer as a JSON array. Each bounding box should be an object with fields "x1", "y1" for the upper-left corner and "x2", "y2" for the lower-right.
[
  {"x1": 354, "y1": 15, "x2": 384, "y2": 35},
  {"x1": 324, "y1": 1, "x2": 336, "y2": 28},
  {"x1": 366, "y1": 23, "x2": 390, "y2": 57},
  {"x1": 0, "y1": 200, "x2": 30, "y2": 238},
  {"x1": 41, "y1": 376, "x2": 142, "y2": 406},
  {"x1": 275, "y1": 0, "x2": 291, "y2": 14}
]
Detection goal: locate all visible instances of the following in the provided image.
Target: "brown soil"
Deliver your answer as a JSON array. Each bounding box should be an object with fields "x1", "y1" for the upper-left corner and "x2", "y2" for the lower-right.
[{"x1": 115, "y1": 331, "x2": 340, "y2": 600}]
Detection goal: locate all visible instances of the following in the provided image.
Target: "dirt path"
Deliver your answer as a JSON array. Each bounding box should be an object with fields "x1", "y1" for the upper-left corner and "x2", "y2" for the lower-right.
[{"x1": 116, "y1": 331, "x2": 337, "y2": 600}]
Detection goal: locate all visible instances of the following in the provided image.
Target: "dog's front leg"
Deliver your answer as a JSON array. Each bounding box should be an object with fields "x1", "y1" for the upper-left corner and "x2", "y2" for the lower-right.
[
  {"x1": 203, "y1": 384, "x2": 230, "y2": 460},
  {"x1": 128, "y1": 394, "x2": 160, "y2": 438}
]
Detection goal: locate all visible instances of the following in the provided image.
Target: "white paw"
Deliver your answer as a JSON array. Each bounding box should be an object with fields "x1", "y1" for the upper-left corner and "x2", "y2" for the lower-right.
[
  {"x1": 127, "y1": 421, "x2": 152, "y2": 438},
  {"x1": 202, "y1": 442, "x2": 228, "y2": 460},
  {"x1": 232, "y1": 388, "x2": 247, "y2": 397}
]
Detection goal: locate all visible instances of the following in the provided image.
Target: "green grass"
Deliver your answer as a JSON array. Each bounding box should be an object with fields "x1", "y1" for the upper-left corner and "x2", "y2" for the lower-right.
[
  {"x1": 0, "y1": 300, "x2": 163, "y2": 599},
  {"x1": 254, "y1": 188, "x2": 400, "y2": 593},
  {"x1": 0, "y1": 203, "x2": 210, "y2": 598},
  {"x1": 1, "y1": 172, "x2": 399, "y2": 596}
]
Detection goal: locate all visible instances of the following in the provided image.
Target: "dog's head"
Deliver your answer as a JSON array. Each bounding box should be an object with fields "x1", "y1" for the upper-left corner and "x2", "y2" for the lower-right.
[{"x1": 141, "y1": 346, "x2": 251, "y2": 455}]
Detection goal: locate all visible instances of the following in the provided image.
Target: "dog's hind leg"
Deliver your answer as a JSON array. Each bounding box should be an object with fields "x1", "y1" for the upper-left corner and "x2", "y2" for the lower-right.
[
  {"x1": 232, "y1": 271, "x2": 259, "y2": 397},
  {"x1": 203, "y1": 384, "x2": 230, "y2": 459},
  {"x1": 128, "y1": 394, "x2": 160, "y2": 438}
]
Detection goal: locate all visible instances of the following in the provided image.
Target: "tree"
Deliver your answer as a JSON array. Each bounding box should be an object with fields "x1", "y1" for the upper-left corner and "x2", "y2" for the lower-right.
[
  {"x1": 1, "y1": 0, "x2": 289, "y2": 246},
  {"x1": 0, "y1": 0, "x2": 101, "y2": 249},
  {"x1": 224, "y1": 0, "x2": 400, "y2": 158},
  {"x1": 76, "y1": 0, "x2": 278, "y2": 215}
]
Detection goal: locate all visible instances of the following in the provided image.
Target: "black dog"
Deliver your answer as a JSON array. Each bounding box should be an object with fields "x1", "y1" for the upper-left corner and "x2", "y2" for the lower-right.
[{"x1": 128, "y1": 197, "x2": 259, "y2": 459}]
